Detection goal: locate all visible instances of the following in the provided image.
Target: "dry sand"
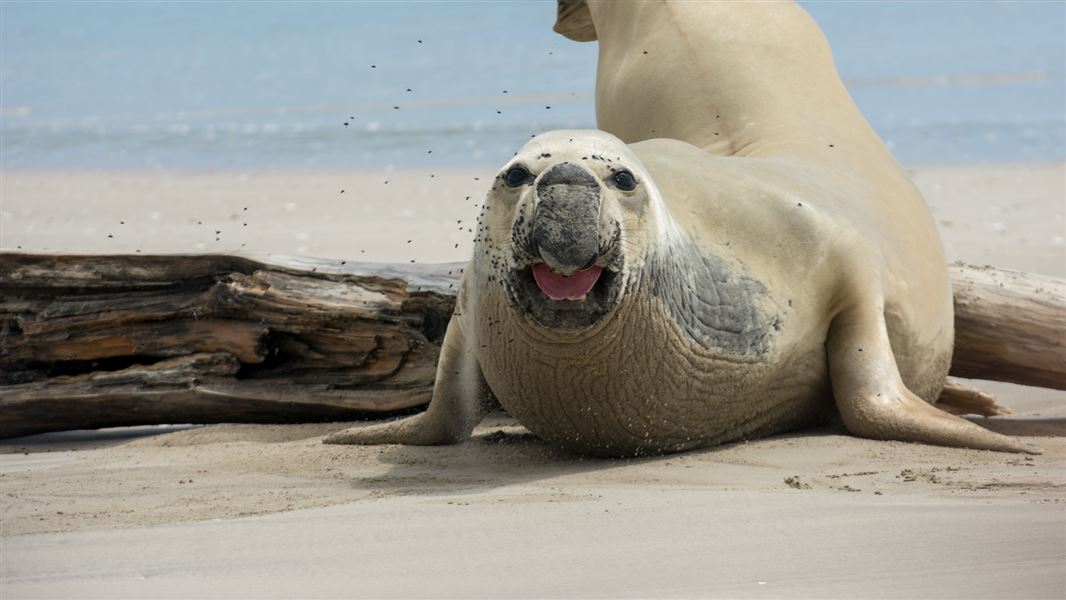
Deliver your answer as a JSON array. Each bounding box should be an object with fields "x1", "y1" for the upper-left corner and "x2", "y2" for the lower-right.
[{"x1": 1, "y1": 163, "x2": 1064, "y2": 599}]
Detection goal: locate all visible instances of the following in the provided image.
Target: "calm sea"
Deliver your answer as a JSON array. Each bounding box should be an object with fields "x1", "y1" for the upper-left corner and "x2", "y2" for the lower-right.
[{"x1": 1, "y1": 1, "x2": 1063, "y2": 169}]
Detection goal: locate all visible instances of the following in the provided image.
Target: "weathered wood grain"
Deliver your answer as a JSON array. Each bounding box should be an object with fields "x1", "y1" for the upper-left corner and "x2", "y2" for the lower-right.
[{"x1": 1, "y1": 253, "x2": 459, "y2": 438}]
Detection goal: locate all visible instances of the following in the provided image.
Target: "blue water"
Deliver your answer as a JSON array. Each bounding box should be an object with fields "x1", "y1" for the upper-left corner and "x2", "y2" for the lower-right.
[{"x1": 1, "y1": 1, "x2": 1063, "y2": 169}]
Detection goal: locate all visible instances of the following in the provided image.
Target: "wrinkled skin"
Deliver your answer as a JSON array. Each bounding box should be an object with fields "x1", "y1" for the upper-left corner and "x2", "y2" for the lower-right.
[{"x1": 324, "y1": 1, "x2": 1037, "y2": 455}]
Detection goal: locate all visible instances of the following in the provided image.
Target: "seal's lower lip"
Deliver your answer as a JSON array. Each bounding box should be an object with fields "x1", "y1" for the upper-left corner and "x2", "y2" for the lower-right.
[{"x1": 532, "y1": 263, "x2": 603, "y2": 301}]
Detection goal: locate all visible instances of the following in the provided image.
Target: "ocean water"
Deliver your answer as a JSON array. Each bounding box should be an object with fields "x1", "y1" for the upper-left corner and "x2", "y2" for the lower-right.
[{"x1": 1, "y1": 1, "x2": 1063, "y2": 170}]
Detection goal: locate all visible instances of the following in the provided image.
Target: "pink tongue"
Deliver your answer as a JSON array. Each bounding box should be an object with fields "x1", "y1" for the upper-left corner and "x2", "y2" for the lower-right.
[{"x1": 532, "y1": 263, "x2": 603, "y2": 301}]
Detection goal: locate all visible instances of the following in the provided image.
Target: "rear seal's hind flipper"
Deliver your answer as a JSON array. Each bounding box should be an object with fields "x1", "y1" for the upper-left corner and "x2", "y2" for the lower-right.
[{"x1": 936, "y1": 377, "x2": 1012, "y2": 417}]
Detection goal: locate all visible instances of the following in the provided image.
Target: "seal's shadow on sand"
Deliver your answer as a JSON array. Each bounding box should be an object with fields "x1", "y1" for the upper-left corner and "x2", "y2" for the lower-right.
[
  {"x1": 343, "y1": 414, "x2": 843, "y2": 497},
  {"x1": 343, "y1": 412, "x2": 1066, "y2": 498},
  {"x1": 345, "y1": 416, "x2": 621, "y2": 497}
]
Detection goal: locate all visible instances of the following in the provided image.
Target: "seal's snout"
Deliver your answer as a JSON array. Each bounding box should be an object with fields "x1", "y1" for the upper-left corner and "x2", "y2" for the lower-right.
[{"x1": 533, "y1": 162, "x2": 601, "y2": 276}]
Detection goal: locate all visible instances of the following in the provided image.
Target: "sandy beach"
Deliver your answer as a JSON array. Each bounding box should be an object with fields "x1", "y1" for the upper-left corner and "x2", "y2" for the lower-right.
[{"x1": 1, "y1": 162, "x2": 1065, "y2": 599}]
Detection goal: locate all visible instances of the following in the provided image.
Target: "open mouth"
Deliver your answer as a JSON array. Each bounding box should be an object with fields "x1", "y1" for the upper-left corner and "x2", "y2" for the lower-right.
[
  {"x1": 532, "y1": 263, "x2": 603, "y2": 301},
  {"x1": 507, "y1": 261, "x2": 621, "y2": 330}
]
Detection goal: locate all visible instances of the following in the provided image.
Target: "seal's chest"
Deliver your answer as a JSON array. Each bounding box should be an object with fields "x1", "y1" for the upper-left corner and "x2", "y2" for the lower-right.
[{"x1": 475, "y1": 313, "x2": 774, "y2": 456}]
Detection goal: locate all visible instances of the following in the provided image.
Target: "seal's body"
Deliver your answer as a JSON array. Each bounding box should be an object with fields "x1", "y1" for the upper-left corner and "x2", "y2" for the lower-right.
[
  {"x1": 324, "y1": 2, "x2": 1035, "y2": 455},
  {"x1": 472, "y1": 140, "x2": 838, "y2": 455}
]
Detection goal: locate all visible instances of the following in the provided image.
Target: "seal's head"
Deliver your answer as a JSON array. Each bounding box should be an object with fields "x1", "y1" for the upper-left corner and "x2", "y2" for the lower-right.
[{"x1": 479, "y1": 130, "x2": 667, "y2": 331}]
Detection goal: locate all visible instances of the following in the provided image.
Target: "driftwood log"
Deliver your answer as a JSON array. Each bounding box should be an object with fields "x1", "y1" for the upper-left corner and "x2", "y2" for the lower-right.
[{"x1": 1, "y1": 253, "x2": 1063, "y2": 438}]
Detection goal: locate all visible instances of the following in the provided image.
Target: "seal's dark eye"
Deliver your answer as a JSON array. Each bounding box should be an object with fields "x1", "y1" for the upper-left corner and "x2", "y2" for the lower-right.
[
  {"x1": 611, "y1": 169, "x2": 637, "y2": 191},
  {"x1": 503, "y1": 165, "x2": 532, "y2": 188}
]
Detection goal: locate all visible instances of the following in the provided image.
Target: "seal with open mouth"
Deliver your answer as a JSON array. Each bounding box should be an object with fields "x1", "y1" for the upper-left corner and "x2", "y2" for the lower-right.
[{"x1": 323, "y1": 129, "x2": 1034, "y2": 456}]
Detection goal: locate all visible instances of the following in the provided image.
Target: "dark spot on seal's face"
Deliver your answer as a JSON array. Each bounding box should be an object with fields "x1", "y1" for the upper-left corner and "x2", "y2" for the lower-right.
[{"x1": 532, "y1": 163, "x2": 601, "y2": 272}]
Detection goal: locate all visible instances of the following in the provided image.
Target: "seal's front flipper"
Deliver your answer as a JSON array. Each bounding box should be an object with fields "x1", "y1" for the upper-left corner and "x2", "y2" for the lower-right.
[
  {"x1": 827, "y1": 306, "x2": 1040, "y2": 454},
  {"x1": 324, "y1": 314, "x2": 491, "y2": 446}
]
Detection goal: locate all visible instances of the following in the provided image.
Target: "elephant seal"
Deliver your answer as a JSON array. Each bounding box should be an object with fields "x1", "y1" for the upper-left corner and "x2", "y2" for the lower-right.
[
  {"x1": 324, "y1": 2, "x2": 1037, "y2": 455},
  {"x1": 325, "y1": 129, "x2": 1034, "y2": 456}
]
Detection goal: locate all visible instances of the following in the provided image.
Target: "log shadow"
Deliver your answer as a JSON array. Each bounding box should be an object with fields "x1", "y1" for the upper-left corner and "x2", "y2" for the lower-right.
[{"x1": 0, "y1": 424, "x2": 203, "y2": 453}]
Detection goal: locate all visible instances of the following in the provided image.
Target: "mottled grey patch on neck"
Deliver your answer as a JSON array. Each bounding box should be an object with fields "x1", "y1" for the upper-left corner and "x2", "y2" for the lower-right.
[{"x1": 645, "y1": 236, "x2": 775, "y2": 356}]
